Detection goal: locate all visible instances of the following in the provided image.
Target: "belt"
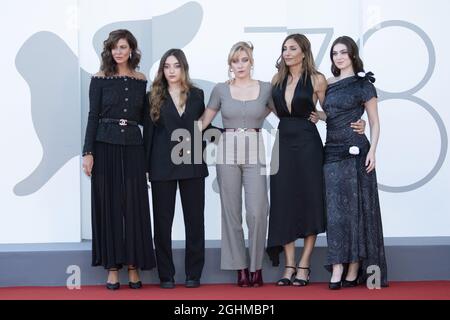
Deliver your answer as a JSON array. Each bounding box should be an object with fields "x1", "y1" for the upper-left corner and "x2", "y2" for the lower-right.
[
  {"x1": 99, "y1": 118, "x2": 138, "y2": 126},
  {"x1": 224, "y1": 128, "x2": 261, "y2": 132}
]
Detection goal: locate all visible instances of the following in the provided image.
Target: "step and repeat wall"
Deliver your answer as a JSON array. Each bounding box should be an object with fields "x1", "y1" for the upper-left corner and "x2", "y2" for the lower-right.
[{"x1": 1, "y1": 0, "x2": 449, "y2": 243}]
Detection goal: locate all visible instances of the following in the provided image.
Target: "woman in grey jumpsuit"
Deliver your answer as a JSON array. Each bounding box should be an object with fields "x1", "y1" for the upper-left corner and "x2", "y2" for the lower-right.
[{"x1": 199, "y1": 42, "x2": 273, "y2": 287}]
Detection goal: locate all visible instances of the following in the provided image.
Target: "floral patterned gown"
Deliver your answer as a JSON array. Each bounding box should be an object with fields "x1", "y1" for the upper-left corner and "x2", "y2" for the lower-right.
[{"x1": 322, "y1": 73, "x2": 388, "y2": 287}]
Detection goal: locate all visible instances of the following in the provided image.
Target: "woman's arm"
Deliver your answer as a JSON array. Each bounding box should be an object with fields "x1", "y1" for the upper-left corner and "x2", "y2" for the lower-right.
[
  {"x1": 82, "y1": 76, "x2": 103, "y2": 176},
  {"x1": 309, "y1": 74, "x2": 327, "y2": 123},
  {"x1": 364, "y1": 97, "x2": 380, "y2": 173},
  {"x1": 142, "y1": 94, "x2": 154, "y2": 175},
  {"x1": 198, "y1": 108, "x2": 219, "y2": 131}
]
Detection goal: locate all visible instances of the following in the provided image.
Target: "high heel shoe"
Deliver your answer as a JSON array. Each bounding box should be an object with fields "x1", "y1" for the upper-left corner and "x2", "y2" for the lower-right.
[
  {"x1": 292, "y1": 266, "x2": 311, "y2": 286},
  {"x1": 127, "y1": 266, "x2": 142, "y2": 289},
  {"x1": 237, "y1": 268, "x2": 251, "y2": 287},
  {"x1": 277, "y1": 266, "x2": 296, "y2": 286},
  {"x1": 342, "y1": 270, "x2": 361, "y2": 288},
  {"x1": 250, "y1": 269, "x2": 264, "y2": 287},
  {"x1": 328, "y1": 272, "x2": 343, "y2": 290},
  {"x1": 106, "y1": 268, "x2": 120, "y2": 290},
  {"x1": 328, "y1": 280, "x2": 342, "y2": 290},
  {"x1": 342, "y1": 278, "x2": 358, "y2": 288}
]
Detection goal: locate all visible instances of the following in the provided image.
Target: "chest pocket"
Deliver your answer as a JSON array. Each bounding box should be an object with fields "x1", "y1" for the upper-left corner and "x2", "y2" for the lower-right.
[{"x1": 102, "y1": 87, "x2": 119, "y2": 106}]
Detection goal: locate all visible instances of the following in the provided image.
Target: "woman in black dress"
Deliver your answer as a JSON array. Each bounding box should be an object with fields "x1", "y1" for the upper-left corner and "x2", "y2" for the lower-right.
[
  {"x1": 266, "y1": 34, "x2": 327, "y2": 286},
  {"x1": 267, "y1": 34, "x2": 366, "y2": 286},
  {"x1": 82, "y1": 29, "x2": 156, "y2": 290},
  {"x1": 145, "y1": 49, "x2": 208, "y2": 289},
  {"x1": 318, "y1": 36, "x2": 388, "y2": 289}
]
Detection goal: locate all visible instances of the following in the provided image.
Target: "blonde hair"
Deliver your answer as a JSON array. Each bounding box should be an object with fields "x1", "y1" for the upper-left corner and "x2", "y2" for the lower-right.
[
  {"x1": 227, "y1": 41, "x2": 254, "y2": 79},
  {"x1": 272, "y1": 34, "x2": 320, "y2": 87}
]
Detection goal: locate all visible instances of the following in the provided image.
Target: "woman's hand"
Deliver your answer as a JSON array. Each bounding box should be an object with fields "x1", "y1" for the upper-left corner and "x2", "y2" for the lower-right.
[
  {"x1": 82, "y1": 154, "x2": 94, "y2": 177},
  {"x1": 350, "y1": 119, "x2": 366, "y2": 134},
  {"x1": 365, "y1": 150, "x2": 376, "y2": 173},
  {"x1": 309, "y1": 111, "x2": 320, "y2": 124}
]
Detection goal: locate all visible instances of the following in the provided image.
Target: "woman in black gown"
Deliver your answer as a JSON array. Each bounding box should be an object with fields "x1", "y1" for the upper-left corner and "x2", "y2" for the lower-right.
[
  {"x1": 266, "y1": 34, "x2": 327, "y2": 286},
  {"x1": 82, "y1": 29, "x2": 156, "y2": 290},
  {"x1": 317, "y1": 36, "x2": 388, "y2": 289}
]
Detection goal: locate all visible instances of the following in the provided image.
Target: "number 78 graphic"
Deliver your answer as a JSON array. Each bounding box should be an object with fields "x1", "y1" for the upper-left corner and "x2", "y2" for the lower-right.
[{"x1": 245, "y1": 22, "x2": 447, "y2": 193}]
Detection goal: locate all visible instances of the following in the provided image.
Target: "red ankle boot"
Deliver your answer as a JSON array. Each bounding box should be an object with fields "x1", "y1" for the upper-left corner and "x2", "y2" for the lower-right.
[
  {"x1": 237, "y1": 268, "x2": 251, "y2": 287},
  {"x1": 250, "y1": 269, "x2": 264, "y2": 287}
]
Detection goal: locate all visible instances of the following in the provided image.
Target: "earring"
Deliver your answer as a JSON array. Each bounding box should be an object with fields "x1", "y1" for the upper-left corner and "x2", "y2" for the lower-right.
[
  {"x1": 228, "y1": 69, "x2": 234, "y2": 81},
  {"x1": 129, "y1": 52, "x2": 132, "y2": 59}
]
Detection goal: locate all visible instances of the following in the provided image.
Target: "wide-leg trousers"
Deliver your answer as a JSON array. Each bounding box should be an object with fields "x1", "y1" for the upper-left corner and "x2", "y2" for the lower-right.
[
  {"x1": 216, "y1": 132, "x2": 269, "y2": 272},
  {"x1": 151, "y1": 178, "x2": 205, "y2": 281}
]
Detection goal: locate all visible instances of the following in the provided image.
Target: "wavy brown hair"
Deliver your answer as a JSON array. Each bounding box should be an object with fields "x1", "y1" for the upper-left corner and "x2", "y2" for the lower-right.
[
  {"x1": 150, "y1": 49, "x2": 194, "y2": 122},
  {"x1": 100, "y1": 29, "x2": 141, "y2": 76},
  {"x1": 330, "y1": 36, "x2": 364, "y2": 77},
  {"x1": 272, "y1": 34, "x2": 320, "y2": 87}
]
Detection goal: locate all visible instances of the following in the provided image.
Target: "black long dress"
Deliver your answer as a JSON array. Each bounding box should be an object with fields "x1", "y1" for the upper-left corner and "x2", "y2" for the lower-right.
[
  {"x1": 266, "y1": 74, "x2": 326, "y2": 266},
  {"x1": 322, "y1": 74, "x2": 388, "y2": 287},
  {"x1": 83, "y1": 76, "x2": 156, "y2": 270}
]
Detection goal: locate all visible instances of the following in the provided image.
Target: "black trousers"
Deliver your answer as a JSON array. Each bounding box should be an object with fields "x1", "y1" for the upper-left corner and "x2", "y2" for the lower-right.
[{"x1": 151, "y1": 177, "x2": 205, "y2": 281}]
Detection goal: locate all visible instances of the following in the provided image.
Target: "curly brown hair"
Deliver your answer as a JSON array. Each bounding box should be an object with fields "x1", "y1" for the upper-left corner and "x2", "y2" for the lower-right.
[
  {"x1": 100, "y1": 29, "x2": 141, "y2": 76},
  {"x1": 150, "y1": 49, "x2": 194, "y2": 122}
]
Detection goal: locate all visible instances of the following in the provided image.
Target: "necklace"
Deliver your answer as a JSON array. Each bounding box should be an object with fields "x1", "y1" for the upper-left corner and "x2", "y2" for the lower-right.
[{"x1": 169, "y1": 90, "x2": 185, "y2": 115}]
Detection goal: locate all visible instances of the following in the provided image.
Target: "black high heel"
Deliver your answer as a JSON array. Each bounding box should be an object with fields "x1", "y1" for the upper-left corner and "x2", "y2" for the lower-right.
[
  {"x1": 106, "y1": 268, "x2": 120, "y2": 290},
  {"x1": 293, "y1": 266, "x2": 311, "y2": 286},
  {"x1": 277, "y1": 266, "x2": 297, "y2": 286},
  {"x1": 342, "y1": 278, "x2": 358, "y2": 288},
  {"x1": 128, "y1": 266, "x2": 142, "y2": 289},
  {"x1": 342, "y1": 269, "x2": 361, "y2": 288},
  {"x1": 328, "y1": 280, "x2": 342, "y2": 290}
]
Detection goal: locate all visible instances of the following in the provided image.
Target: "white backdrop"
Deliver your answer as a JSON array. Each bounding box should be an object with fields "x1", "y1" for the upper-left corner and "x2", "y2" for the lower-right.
[{"x1": 1, "y1": 0, "x2": 449, "y2": 244}]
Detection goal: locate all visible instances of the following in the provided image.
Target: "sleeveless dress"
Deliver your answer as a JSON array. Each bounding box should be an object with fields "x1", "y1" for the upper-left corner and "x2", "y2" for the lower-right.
[
  {"x1": 322, "y1": 74, "x2": 388, "y2": 287},
  {"x1": 266, "y1": 74, "x2": 326, "y2": 266}
]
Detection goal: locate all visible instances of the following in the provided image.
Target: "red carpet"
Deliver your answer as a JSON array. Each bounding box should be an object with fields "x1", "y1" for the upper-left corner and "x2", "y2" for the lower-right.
[{"x1": 0, "y1": 281, "x2": 449, "y2": 300}]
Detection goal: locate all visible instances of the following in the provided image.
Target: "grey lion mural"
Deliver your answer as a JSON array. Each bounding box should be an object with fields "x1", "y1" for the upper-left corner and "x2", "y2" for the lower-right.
[{"x1": 13, "y1": 1, "x2": 218, "y2": 196}]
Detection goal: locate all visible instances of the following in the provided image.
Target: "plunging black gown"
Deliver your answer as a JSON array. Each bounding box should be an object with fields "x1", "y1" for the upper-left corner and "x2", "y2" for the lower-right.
[{"x1": 266, "y1": 74, "x2": 326, "y2": 266}]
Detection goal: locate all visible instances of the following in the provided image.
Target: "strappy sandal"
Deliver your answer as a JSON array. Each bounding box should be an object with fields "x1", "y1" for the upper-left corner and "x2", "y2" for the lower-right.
[
  {"x1": 127, "y1": 266, "x2": 142, "y2": 289},
  {"x1": 292, "y1": 266, "x2": 311, "y2": 286},
  {"x1": 276, "y1": 266, "x2": 297, "y2": 286},
  {"x1": 106, "y1": 268, "x2": 120, "y2": 290}
]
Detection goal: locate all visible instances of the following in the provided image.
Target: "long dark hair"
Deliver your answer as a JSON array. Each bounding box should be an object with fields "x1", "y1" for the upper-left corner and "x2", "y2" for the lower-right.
[
  {"x1": 330, "y1": 36, "x2": 364, "y2": 77},
  {"x1": 273, "y1": 34, "x2": 320, "y2": 87},
  {"x1": 100, "y1": 29, "x2": 141, "y2": 76},
  {"x1": 150, "y1": 49, "x2": 194, "y2": 122}
]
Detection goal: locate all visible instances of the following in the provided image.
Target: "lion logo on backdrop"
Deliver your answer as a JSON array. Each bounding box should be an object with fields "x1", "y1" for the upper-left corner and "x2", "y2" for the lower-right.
[{"x1": 13, "y1": 2, "x2": 222, "y2": 196}]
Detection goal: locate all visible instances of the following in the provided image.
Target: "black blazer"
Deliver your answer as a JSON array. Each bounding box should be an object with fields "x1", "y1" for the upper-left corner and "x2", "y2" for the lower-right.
[
  {"x1": 144, "y1": 87, "x2": 209, "y2": 181},
  {"x1": 83, "y1": 76, "x2": 147, "y2": 155}
]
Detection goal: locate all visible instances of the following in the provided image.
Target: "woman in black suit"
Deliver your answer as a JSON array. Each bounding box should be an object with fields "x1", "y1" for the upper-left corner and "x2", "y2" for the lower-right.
[{"x1": 144, "y1": 49, "x2": 208, "y2": 289}]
